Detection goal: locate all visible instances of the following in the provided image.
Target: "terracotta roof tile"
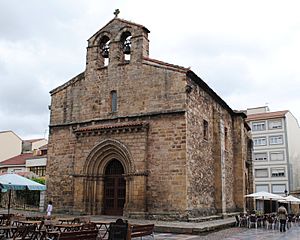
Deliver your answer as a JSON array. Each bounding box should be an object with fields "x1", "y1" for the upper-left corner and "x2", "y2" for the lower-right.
[
  {"x1": 143, "y1": 57, "x2": 189, "y2": 72},
  {"x1": 247, "y1": 110, "x2": 288, "y2": 121},
  {"x1": 0, "y1": 153, "x2": 33, "y2": 166}
]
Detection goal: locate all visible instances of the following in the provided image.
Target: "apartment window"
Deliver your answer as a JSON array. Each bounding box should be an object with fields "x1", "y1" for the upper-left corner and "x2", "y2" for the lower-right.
[
  {"x1": 253, "y1": 137, "x2": 267, "y2": 146},
  {"x1": 272, "y1": 184, "x2": 286, "y2": 194},
  {"x1": 254, "y1": 152, "x2": 267, "y2": 161},
  {"x1": 256, "y1": 184, "x2": 269, "y2": 192},
  {"x1": 271, "y1": 168, "x2": 285, "y2": 177},
  {"x1": 268, "y1": 119, "x2": 282, "y2": 130},
  {"x1": 269, "y1": 135, "x2": 283, "y2": 145},
  {"x1": 30, "y1": 166, "x2": 46, "y2": 177},
  {"x1": 255, "y1": 168, "x2": 268, "y2": 178},
  {"x1": 111, "y1": 90, "x2": 117, "y2": 112},
  {"x1": 270, "y1": 151, "x2": 284, "y2": 161},
  {"x1": 203, "y1": 120, "x2": 208, "y2": 140},
  {"x1": 252, "y1": 121, "x2": 266, "y2": 131}
]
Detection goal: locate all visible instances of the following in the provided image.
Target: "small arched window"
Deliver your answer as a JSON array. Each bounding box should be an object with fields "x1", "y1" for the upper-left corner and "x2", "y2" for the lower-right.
[
  {"x1": 100, "y1": 36, "x2": 110, "y2": 66},
  {"x1": 111, "y1": 90, "x2": 117, "y2": 112},
  {"x1": 120, "y1": 31, "x2": 132, "y2": 61}
]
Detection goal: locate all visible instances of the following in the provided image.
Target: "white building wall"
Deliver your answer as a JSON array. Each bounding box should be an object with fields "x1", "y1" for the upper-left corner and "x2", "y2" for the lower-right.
[
  {"x1": 0, "y1": 131, "x2": 22, "y2": 162},
  {"x1": 7, "y1": 166, "x2": 27, "y2": 173},
  {"x1": 285, "y1": 112, "x2": 300, "y2": 191},
  {"x1": 31, "y1": 139, "x2": 47, "y2": 151},
  {"x1": 26, "y1": 158, "x2": 47, "y2": 168},
  {"x1": 250, "y1": 116, "x2": 289, "y2": 196}
]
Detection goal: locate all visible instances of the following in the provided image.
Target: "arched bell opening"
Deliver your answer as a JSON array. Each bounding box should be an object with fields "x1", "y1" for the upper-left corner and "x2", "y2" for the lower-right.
[
  {"x1": 120, "y1": 31, "x2": 132, "y2": 62},
  {"x1": 103, "y1": 159, "x2": 126, "y2": 215},
  {"x1": 99, "y1": 36, "x2": 110, "y2": 66}
]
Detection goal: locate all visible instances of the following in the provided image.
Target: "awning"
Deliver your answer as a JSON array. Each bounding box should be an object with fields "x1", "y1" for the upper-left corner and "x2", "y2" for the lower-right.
[{"x1": 0, "y1": 173, "x2": 46, "y2": 191}]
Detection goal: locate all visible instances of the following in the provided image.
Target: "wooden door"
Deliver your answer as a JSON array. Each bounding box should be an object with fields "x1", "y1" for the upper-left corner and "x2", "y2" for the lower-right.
[{"x1": 104, "y1": 159, "x2": 125, "y2": 215}]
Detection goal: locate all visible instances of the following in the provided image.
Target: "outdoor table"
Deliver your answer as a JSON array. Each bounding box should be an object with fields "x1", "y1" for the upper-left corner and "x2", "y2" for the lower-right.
[
  {"x1": 0, "y1": 225, "x2": 17, "y2": 238},
  {"x1": 18, "y1": 220, "x2": 41, "y2": 226},
  {"x1": 91, "y1": 220, "x2": 111, "y2": 239},
  {"x1": 58, "y1": 217, "x2": 76, "y2": 224},
  {"x1": 54, "y1": 223, "x2": 83, "y2": 232}
]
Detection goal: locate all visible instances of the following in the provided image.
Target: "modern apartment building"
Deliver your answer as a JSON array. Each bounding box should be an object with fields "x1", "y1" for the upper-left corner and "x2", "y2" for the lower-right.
[
  {"x1": 0, "y1": 131, "x2": 22, "y2": 162},
  {"x1": 0, "y1": 130, "x2": 48, "y2": 177},
  {"x1": 247, "y1": 106, "x2": 300, "y2": 198}
]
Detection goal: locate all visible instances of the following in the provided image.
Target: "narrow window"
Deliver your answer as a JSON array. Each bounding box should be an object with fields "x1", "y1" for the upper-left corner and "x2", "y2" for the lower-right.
[
  {"x1": 203, "y1": 120, "x2": 208, "y2": 140},
  {"x1": 224, "y1": 127, "x2": 228, "y2": 150},
  {"x1": 111, "y1": 90, "x2": 117, "y2": 112}
]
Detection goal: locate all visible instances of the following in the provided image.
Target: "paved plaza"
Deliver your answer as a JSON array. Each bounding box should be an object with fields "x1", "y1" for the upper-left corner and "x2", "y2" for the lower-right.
[
  {"x1": 152, "y1": 226, "x2": 300, "y2": 240},
  {"x1": 2, "y1": 209, "x2": 300, "y2": 239}
]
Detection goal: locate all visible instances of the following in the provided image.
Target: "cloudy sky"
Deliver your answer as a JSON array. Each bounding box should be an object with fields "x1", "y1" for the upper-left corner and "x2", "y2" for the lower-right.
[{"x1": 1, "y1": 0, "x2": 300, "y2": 139}]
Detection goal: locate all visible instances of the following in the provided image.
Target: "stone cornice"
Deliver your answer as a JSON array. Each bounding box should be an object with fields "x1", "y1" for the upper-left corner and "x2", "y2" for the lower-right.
[
  {"x1": 49, "y1": 109, "x2": 186, "y2": 129},
  {"x1": 73, "y1": 170, "x2": 149, "y2": 178},
  {"x1": 74, "y1": 121, "x2": 149, "y2": 138}
]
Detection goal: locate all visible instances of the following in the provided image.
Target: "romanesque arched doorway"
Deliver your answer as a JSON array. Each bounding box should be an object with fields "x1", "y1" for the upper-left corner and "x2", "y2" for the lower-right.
[
  {"x1": 103, "y1": 159, "x2": 126, "y2": 215},
  {"x1": 83, "y1": 139, "x2": 135, "y2": 215}
]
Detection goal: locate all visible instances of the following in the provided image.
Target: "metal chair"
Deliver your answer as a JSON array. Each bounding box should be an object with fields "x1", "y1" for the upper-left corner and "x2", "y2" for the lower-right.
[{"x1": 248, "y1": 215, "x2": 257, "y2": 228}]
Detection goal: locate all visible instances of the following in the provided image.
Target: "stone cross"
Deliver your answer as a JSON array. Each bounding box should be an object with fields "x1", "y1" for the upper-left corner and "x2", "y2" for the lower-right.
[{"x1": 114, "y1": 9, "x2": 120, "y2": 18}]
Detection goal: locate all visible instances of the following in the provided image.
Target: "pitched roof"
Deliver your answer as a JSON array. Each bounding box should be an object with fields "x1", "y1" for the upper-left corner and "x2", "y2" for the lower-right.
[
  {"x1": 143, "y1": 57, "x2": 189, "y2": 73},
  {"x1": 23, "y1": 138, "x2": 45, "y2": 143},
  {"x1": 39, "y1": 144, "x2": 48, "y2": 150},
  {"x1": 246, "y1": 110, "x2": 289, "y2": 121},
  {"x1": 0, "y1": 130, "x2": 22, "y2": 140},
  {"x1": 0, "y1": 153, "x2": 33, "y2": 166},
  {"x1": 89, "y1": 17, "x2": 150, "y2": 41},
  {"x1": 187, "y1": 71, "x2": 246, "y2": 118}
]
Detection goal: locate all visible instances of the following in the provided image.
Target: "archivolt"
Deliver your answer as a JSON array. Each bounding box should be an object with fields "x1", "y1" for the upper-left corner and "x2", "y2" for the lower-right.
[{"x1": 84, "y1": 139, "x2": 135, "y2": 175}]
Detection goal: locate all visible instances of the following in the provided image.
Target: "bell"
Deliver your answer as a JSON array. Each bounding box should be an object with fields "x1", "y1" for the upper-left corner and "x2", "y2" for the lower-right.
[
  {"x1": 123, "y1": 44, "x2": 131, "y2": 54},
  {"x1": 101, "y1": 48, "x2": 109, "y2": 58}
]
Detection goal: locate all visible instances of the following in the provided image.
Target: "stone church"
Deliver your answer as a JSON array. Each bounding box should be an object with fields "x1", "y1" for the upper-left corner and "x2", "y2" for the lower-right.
[{"x1": 47, "y1": 15, "x2": 252, "y2": 220}]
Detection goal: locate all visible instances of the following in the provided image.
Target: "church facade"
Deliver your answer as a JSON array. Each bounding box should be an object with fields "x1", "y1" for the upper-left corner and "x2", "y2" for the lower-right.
[{"x1": 47, "y1": 17, "x2": 252, "y2": 220}]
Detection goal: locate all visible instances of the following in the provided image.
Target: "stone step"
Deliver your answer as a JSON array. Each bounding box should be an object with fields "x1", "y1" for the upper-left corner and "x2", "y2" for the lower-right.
[{"x1": 188, "y1": 215, "x2": 223, "y2": 222}]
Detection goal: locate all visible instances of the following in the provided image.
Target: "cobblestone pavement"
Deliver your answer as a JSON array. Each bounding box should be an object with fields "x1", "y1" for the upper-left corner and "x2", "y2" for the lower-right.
[{"x1": 151, "y1": 225, "x2": 300, "y2": 239}]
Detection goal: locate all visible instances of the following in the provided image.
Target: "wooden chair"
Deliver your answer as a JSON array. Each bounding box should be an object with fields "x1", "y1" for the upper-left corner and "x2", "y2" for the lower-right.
[
  {"x1": 12, "y1": 224, "x2": 37, "y2": 240},
  {"x1": 129, "y1": 224, "x2": 155, "y2": 240}
]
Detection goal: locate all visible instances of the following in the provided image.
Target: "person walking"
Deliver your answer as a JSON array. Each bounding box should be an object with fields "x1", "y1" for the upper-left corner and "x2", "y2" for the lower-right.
[
  {"x1": 46, "y1": 201, "x2": 53, "y2": 218},
  {"x1": 277, "y1": 204, "x2": 287, "y2": 232}
]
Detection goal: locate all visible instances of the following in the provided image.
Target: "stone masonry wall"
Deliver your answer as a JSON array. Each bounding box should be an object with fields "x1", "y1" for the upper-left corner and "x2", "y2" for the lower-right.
[
  {"x1": 46, "y1": 126, "x2": 77, "y2": 212},
  {"x1": 146, "y1": 114, "x2": 187, "y2": 220},
  {"x1": 186, "y1": 77, "x2": 243, "y2": 216},
  {"x1": 50, "y1": 64, "x2": 186, "y2": 127},
  {"x1": 47, "y1": 113, "x2": 187, "y2": 217}
]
